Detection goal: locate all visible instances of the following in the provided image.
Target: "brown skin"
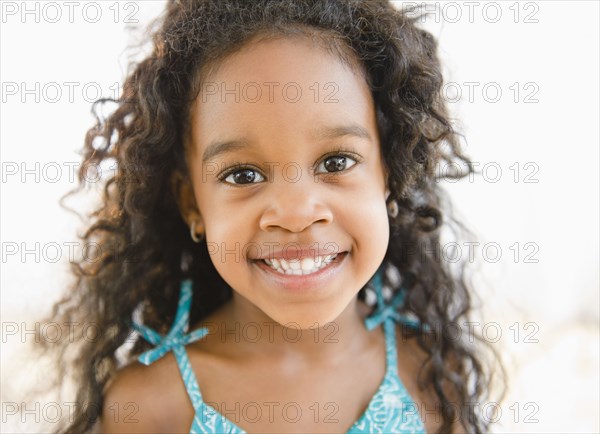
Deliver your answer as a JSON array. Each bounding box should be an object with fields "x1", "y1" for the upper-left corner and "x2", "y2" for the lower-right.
[
  {"x1": 102, "y1": 313, "x2": 460, "y2": 433},
  {"x1": 182, "y1": 36, "x2": 390, "y2": 332},
  {"x1": 101, "y1": 37, "x2": 467, "y2": 433}
]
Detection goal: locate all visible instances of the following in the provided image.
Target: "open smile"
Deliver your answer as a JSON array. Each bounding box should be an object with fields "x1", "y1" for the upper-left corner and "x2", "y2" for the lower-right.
[{"x1": 252, "y1": 252, "x2": 349, "y2": 291}]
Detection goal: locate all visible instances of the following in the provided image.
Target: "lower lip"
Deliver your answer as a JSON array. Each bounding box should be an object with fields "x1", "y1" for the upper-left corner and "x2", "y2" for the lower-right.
[{"x1": 253, "y1": 252, "x2": 349, "y2": 292}]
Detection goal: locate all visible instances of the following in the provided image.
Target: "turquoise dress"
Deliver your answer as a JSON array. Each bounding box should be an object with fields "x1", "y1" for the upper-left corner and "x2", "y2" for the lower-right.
[{"x1": 132, "y1": 266, "x2": 427, "y2": 433}]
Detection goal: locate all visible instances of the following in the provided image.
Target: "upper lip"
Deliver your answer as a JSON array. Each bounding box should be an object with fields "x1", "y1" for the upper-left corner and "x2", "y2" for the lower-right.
[{"x1": 251, "y1": 247, "x2": 346, "y2": 261}]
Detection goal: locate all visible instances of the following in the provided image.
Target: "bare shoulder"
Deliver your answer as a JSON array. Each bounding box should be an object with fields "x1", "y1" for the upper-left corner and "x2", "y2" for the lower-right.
[
  {"x1": 101, "y1": 353, "x2": 191, "y2": 433},
  {"x1": 395, "y1": 326, "x2": 468, "y2": 434}
]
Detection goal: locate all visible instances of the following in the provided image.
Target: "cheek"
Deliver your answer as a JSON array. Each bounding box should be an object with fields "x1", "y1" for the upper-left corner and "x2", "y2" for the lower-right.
[
  {"x1": 198, "y1": 195, "x2": 259, "y2": 272},
  {"x1": 343, "y1": 194, "x2": 390, "y2": 251}
]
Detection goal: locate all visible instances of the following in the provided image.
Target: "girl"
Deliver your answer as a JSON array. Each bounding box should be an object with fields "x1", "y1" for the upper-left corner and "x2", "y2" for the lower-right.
[{"x1": 39, "y1": 0, "x2": 503, "y2": 432}]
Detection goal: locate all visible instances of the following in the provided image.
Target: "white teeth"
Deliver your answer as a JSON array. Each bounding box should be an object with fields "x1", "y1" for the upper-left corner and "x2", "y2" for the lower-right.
[
  {"x1": 288, "y1": 259, "x2": 301, "y2": 271},
  {"x1": 262, "y1": 254, "x2": 340, "y2": 275},
  {"x1": 300, "y1": 257, "x2": 318, "y2": 271}
]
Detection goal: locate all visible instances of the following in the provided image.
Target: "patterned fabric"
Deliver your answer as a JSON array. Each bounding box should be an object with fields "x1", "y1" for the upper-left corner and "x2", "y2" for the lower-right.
[
  {"x1": 363, "y1": 266, "x2": 427, "y2": 333},
  {"x1": 132, "y1": 266, "x2": 426, "y2": 433}
]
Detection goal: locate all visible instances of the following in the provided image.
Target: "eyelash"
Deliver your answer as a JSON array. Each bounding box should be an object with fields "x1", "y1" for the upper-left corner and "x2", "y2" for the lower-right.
[{"x1": 217, "y1": 148, "x2": 363, "y2": 186}]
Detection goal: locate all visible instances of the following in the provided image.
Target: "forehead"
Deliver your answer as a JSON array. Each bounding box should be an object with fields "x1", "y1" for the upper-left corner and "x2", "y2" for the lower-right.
[
  {"x1": 204, "y1": 33, "x2": 364, "y2": 83},
  {"x1": 187, "y1": 37, "x2": 377, "y2": 156}
]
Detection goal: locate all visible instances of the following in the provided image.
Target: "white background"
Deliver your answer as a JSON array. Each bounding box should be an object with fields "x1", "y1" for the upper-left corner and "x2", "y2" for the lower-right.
[{"x1": 1, "y1": 1, "x2": 598, "y2": 432}]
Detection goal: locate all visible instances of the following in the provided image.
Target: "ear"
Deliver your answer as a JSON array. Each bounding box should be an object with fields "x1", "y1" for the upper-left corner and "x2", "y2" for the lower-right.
[
  {"x1": 170, "y1": 170, "x2": 204, "y2": 232},
  {"x1": 382, "y1": 160, "x2": 391, "y2": 201},
  {"x1": 384, "y1": 171, "x2": 391, "y2": 200}
]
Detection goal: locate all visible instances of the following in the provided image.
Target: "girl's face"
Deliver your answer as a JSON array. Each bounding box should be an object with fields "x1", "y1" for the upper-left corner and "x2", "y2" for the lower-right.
[{"x1": 183, "y1": 36, "x2": 390, "y2": 328}]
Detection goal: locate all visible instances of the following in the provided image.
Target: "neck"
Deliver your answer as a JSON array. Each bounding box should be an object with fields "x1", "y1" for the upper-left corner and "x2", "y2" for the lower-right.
[{"x1": 202, "y1": 292, "x2": 374, "y2": 365}]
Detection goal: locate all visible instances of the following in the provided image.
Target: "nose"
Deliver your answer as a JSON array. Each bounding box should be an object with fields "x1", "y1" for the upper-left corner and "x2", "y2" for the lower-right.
[{"x1": 259, "y1": 178, "x2": 333, "y2": 233}]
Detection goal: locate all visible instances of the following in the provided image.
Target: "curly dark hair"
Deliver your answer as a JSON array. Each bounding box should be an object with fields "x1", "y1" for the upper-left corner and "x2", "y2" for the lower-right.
[{"x1": 35, "y1": 0, "x2": 505, "y2": 433}]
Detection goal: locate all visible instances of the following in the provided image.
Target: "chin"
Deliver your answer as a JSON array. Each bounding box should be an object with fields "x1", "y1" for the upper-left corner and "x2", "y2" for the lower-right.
[{"x1": 266, "y1": 304, "x2": 346, "y2": 330}]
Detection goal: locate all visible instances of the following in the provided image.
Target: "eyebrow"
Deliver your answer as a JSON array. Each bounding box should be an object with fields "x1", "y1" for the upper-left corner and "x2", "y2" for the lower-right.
[{"x1": 202, "y1": 124, "x2": 372, "y2": 163}]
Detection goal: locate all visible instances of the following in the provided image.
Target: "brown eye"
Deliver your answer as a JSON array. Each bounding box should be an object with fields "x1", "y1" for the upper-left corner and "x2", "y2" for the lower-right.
[
  {"x1": 317, "y1": 154, "x2": 357, "y2": 174},
  {"x1": 222, "y1": 168, "x2": 265, "y2": 185}
]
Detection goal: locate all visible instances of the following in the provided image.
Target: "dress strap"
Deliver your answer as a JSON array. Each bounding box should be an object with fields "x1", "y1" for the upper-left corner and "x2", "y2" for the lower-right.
[
  {"x1": 363, "y1": 265, "x2": 423, "y2": 332},
  {"x1": 364, "y1": 265, "x2": 428, "y2": 377},
  {"x1": 131, "y1": 279, "x2": 208, "y2": 413},
  {"x1": 382, "y1": 314, "x2": 400, "y2": 377}
]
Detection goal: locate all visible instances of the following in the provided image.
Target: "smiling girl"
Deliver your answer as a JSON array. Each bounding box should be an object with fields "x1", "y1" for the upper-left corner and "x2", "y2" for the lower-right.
[{"x1": 39, "y1": 1, "x2": 502, "y2": 433}]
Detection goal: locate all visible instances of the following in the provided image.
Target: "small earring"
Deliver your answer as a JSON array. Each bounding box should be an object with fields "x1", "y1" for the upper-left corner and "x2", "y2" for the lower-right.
[
  {"x1": 190, "y1": 220, "x2": 203, "y2": 243},
  {"x1": 387, "y1": 200, "x2": 399, "y2": 219}
]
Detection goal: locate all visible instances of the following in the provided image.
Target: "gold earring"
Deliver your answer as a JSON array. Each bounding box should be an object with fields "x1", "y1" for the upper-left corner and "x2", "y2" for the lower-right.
[
  {"x1": 190, "y1": 220, "x2": 203, "y2": 243},
  {"x1": 387, "y1": 200, "x2": 399, "y2": 219}
]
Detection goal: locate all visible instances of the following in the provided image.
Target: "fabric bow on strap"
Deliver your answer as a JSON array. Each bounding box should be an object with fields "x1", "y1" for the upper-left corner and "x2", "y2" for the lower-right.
[
  {"x1": 364, "y1": 267, "x2": 427, "y2": 332},
  {"x1": 131, "y1": 279, "x2": 209, "y2": 366}
]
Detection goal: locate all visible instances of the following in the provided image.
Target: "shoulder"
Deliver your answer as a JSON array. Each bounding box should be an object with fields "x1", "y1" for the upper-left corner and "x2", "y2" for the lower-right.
[
  {"x1": 394, "y1": 325, "x2": 468, "y2": 434},
  {"x1": 100, "y1": 353, "x2": 191, "y2": 433}
]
